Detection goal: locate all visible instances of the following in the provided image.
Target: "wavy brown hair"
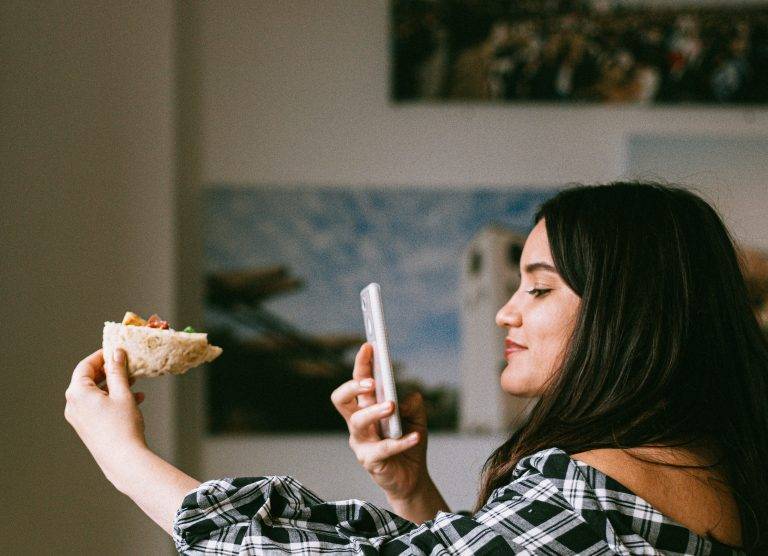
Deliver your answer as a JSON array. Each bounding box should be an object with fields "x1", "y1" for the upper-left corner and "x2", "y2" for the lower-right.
[{"x1": 473, "y1": 182, "x2": 768, "y2": 552}]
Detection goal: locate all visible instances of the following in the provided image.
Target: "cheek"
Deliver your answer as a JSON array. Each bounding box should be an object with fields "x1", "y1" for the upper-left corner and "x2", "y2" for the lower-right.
[
  {"x1": 500, "y1": 297, "x2": 580, "y2": 397},
  {"x1": 526, "y1": 310, "x2": 573, "y2": 373}
]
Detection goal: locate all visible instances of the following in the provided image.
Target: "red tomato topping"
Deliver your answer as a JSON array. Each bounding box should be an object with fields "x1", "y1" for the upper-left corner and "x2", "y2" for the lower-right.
[{"x1": 146, "y1": 314, "x2": 170, "y2": 329}]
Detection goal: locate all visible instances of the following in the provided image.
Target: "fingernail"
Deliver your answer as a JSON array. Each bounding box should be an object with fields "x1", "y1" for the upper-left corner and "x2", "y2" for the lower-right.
[
  {"x1": 407, "y1": 432, "x2": 419, "y2": 442},
  {"x1": 360, "y1": 379, "x2": 373, "y2": 388},
  {"x1": 113, "y1": 349, "x2": 125, "y2": 365},
  {"x1": 379, "y1": 402, "x2": 392, "y2": 414}
]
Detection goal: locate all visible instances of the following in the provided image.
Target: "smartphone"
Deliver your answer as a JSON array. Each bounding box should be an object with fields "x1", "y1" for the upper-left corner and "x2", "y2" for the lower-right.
[{"x1": 360, "y1": 283, "x2": 402, "y2": 439}]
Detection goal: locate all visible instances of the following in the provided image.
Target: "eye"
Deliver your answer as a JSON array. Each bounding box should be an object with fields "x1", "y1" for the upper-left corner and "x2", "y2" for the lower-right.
[{"x1": 526, "y1": 288, "x2": 551, "y2": 298}]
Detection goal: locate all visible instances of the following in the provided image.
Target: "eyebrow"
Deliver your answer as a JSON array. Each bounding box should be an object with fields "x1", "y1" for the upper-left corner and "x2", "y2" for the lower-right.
[{"x1": 523, "y1": 262, "x2": 558, "y2": 274}]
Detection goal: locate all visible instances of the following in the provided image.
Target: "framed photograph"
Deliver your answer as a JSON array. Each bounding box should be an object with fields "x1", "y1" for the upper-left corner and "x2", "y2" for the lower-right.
[
  {"x1": 392, "y1": 0, "x2": 768, "y2": 104},
  {"x1": 202, "y1": 186, "x2": 560, "y2": 434}
]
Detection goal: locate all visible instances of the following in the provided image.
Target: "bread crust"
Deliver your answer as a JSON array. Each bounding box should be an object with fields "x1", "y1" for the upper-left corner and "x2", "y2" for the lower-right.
[{"x1": 102, "y1": 321, "x2": 222, "y2": 378}]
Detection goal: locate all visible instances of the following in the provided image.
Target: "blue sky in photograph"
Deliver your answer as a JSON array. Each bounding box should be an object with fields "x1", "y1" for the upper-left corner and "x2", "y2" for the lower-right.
[{"x1": 204, "y1": 186, "x2": 560, "y2": 388}]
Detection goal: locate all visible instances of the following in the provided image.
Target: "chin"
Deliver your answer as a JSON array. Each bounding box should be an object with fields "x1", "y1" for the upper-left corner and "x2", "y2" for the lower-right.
[{"x1": 500, "y1": 364, "x2": 543, "y2": 398}]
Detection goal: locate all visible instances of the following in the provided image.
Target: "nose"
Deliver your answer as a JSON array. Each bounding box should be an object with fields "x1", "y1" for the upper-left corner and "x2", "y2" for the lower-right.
[{"x1": 495, "y1": 297, "x2": 522, "y2": 328}]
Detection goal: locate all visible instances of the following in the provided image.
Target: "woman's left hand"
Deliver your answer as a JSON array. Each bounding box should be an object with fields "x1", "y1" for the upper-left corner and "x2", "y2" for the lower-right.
[{"x1": 65, "y1": 348, "x2": 148, "y2": 485}]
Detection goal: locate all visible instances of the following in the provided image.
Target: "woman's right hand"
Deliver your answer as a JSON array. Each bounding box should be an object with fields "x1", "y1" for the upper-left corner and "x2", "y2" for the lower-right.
[{"x1": 331, "y1": 343, "x2": 429, "y2": 502}]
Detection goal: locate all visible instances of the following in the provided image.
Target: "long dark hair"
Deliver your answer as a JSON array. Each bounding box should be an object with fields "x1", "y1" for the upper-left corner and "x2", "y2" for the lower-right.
[{"x1": 474, "y1": 182, "x2": 768, "y2": 552}]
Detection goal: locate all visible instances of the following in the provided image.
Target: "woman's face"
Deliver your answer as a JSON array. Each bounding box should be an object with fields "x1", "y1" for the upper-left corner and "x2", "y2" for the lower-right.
[{"x1": 495, "y1": 219, "x2": 581, "y2": 397}]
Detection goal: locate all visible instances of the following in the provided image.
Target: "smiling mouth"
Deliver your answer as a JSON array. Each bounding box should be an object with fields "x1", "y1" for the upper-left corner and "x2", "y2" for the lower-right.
[{"x1": 504, "y1": 339, "x2": 528, "y2": 359}]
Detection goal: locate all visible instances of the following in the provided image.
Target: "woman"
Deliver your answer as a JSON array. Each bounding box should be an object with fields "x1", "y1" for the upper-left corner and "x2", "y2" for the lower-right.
[{"x1": 65, "y1": 182, "x2": 767, "y2": 554}]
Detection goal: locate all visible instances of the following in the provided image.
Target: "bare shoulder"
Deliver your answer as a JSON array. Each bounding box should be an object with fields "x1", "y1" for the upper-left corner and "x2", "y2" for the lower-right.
[{"x1": 569, "y1": 447, "x2": 742, "y2": 548}]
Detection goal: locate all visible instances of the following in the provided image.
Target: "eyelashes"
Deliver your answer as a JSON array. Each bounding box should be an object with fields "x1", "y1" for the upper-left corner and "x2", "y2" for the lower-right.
[{"x1": 526, "y1": 288, "x2": 551, "y2": 298}]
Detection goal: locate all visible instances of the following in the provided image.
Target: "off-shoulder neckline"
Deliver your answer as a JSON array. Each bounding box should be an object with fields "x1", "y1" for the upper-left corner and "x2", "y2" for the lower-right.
[
  {"x1": 523, "y1": 447, "x2": 744, "y2": 552},
  {"x1": 555, "y1": 448, "x2": 744, "y2": 552}
]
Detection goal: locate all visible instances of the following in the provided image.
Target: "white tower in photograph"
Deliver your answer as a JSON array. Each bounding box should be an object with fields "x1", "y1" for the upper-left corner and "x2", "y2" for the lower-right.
[{"x1": 459, "y1": 225, "x2": 531, "y2": 434}]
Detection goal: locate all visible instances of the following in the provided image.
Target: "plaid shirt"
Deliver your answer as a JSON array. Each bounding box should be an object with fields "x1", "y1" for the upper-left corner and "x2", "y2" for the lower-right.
[{"x1": 172, "y1": 447, "x2": 743, "y2": 555}]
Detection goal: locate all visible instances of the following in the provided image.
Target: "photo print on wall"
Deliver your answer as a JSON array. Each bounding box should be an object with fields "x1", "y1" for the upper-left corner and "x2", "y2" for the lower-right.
[
  {"x1": 392, "y1": 0, "x2": 768, "y2": 105},
  {"x1": 203, "y1": 186, "x2": 561, "y2": 434}
]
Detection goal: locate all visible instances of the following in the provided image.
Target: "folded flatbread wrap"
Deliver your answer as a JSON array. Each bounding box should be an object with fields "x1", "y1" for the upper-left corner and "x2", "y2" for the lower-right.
[{"x1": 102, "y1": 314, "x2": 222, "y2": 378}]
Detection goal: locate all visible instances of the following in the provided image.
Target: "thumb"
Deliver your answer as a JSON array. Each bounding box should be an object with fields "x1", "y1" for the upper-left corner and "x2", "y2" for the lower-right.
[{"x1": 105, "y1": 348, "x2": 132, "y2": 398}]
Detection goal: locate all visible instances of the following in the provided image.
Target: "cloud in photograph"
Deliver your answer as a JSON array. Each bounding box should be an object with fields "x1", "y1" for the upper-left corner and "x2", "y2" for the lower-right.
[{"x1": 204, "y1": 186, "x2": 560, "y2": 387}]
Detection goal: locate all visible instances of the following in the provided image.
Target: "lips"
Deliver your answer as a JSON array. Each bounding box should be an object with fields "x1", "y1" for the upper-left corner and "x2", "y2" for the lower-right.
[
  {"x1": 504, "y1": 338, "x2": 528, "y2": 357},
  {"x1": 505, "y1": 339, "x2": 527, "y2": 350}
]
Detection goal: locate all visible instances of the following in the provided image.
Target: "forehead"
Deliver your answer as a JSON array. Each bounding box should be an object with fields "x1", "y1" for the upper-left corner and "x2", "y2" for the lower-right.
[{"x1": 521, "y1": 220, "x2": 553, "y2": 264}]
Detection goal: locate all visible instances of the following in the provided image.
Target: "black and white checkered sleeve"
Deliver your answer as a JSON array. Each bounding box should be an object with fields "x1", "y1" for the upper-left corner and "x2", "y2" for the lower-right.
[{"x1": 172, "y1": 473, "x2": 606, "y2": 555}]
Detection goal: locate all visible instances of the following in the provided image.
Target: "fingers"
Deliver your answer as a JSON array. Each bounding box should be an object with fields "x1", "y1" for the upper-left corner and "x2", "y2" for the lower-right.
[
  {"x1": 100, "y1": 380, "x2": 139, "y2": 392},
  {"x1": 352, "y1": 344, "x2": 376, "y2": 408},
  {"x1": 330, "y1": 378, "x2": 375, "y2": 420},
  {"x1": 349, "y1": 400, "x2": 395, "y2": 442},
  {"x1": 97, "y1": 375, "x2": 135, "y2": 388},
  {"x1": 97, "y1": 384, "x2": 144, "y2": 405},
  {"x1": 71, "y1": 348, "x2": 133, "y2": 388},
  {"x1": 66, "y1": 348, "x2": 143, "y2": 409},
  {"x1": 353, "y1": 432, "x2": 421, "y2": 473},
  {"x1": 366, "y1": 432, "x2": 421, "y2": 464},
  {"x1": 352, "y1": 343, "x2": 374, "y2": 381},
  {"x1": 71, "y1": 349, "x2": 104, "y2": 384},
  {"x1": 67, "y1": 349, "x2": 105, "y2": 400},
  {"x1": 104, "y1": 348, "x2": 131, "y2": 399}
]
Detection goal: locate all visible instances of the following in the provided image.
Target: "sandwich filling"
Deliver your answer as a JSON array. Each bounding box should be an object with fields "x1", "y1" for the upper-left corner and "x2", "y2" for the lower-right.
[{"x1": 103, "y1": 311, "x2": 222, "y2": 378}]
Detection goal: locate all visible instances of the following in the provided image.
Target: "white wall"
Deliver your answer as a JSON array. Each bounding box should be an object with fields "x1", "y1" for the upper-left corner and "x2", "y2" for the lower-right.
[
  {"x1": 5, "y1": 2, "x2": 767, "y2": 552},
  {"x1": 626, "y1": 135, "x2": 768, "y2": 251},
  {"x1": 2, "y1": 1, "x2": 178, "y2": 554},
  {"x1": 189, "y1": 0, "x2": 768, "y2": 514},
  {"x1": 195, "y1": 1, "x2": 767, "y2": 188}
]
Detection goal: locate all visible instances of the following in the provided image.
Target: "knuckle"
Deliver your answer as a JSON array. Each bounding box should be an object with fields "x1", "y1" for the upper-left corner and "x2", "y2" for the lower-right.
[
  {"x1": 350, "y1": 408, "x2": 372, "y2": 430},
  {"x1": 348, "y1": 441, "x2": 365, "y2": 463},
  {"x1": 370, "y1": 444, "x2": 387, "y2": 462},
  {"x1": 347, "y1": 413, "x2": 360, "y2": 436},
  {"x1": 330, "y1": 388, "x2": 345, "y2": 406},
  {"x1": 362, "y1": 455, "x2": 382, "y2": 474},
  {"x1": 331, "y1": 382, "x2": 356, "y2": 405},
  {"x1": 349, "y1": 411, "x2": 362, "y2": 429},
  {"x1": 64, "y1": 401, "x2": 76, "y2": 422},
  {"x1": 360, "y1": 454, "x2": 373, "y2": 470}
]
